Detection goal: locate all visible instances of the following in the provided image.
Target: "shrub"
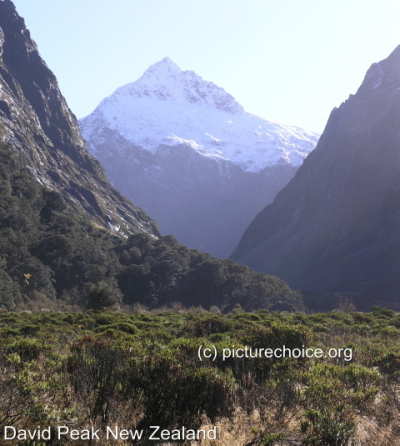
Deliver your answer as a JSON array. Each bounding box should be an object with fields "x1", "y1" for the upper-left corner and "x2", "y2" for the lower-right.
[{"x1": 86, "y1": 282, "x2": 122, "y2": 311}]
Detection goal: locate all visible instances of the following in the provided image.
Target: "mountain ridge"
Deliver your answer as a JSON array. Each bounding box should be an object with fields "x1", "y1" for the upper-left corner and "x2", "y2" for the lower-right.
[
  {"x1": 0, "y1": 0, "x2": 160, "y2": 238},
  {"x1": 231, "y1": 45, "x2": 400, "y2": 309}
]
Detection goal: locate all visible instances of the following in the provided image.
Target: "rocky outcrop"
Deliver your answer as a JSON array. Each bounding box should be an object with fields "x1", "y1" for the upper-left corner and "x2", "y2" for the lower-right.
[{"x1": 0, "y1": 0, "x2": 159, "y2": 238}]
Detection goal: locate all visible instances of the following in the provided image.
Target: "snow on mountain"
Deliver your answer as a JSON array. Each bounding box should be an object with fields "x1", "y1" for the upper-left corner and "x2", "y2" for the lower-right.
[
  {"x1": 81, "y1": 58, "x2": 318, "y2": 173},
  {"x1": 80, "y1": 58, "x2": 319, "y2": 258}
]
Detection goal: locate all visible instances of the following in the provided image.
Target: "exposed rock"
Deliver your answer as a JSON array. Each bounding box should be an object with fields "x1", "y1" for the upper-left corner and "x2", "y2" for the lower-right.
[{"x1": 0, "y1": 0, "x2": 160, "y2": 238}]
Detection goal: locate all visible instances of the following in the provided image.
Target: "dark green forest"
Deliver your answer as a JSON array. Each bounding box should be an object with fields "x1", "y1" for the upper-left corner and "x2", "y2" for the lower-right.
[{"x1": 0, "y1": 143, "x2": 301, "y2": 313}]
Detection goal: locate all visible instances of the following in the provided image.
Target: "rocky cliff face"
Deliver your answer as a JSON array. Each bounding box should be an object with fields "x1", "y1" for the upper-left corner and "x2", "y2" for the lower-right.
[
  {"x1": 232, "y1": 46, "x2": 400, "y2": 309},
  {"x1": 0, "y1": 0, "x2": 159, "y2": 238},
  {"x1": 80, "y1": 58, "x2": 318, "y2": 258}
]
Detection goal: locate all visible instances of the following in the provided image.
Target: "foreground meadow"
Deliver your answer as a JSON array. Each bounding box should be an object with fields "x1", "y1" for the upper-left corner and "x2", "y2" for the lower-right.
[{"x1": 0, "y1": 307, "x2": 399, "y2": 445}]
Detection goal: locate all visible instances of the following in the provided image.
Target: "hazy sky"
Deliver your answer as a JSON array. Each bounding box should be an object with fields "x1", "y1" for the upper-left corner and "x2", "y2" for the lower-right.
[{"x1": 11, "y1": 0, "x2": 400, "y2": 133}]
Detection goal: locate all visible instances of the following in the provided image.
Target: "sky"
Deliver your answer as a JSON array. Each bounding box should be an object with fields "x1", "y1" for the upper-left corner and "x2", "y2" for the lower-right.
[{"x1": 10, "y1": 0, "x2": 400, "y2": 134}]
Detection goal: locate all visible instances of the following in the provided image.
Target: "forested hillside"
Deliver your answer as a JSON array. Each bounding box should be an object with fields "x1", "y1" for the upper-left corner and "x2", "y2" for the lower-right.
[{"x1": 0, "y1": 142, "x2": 301, "y2": 312}]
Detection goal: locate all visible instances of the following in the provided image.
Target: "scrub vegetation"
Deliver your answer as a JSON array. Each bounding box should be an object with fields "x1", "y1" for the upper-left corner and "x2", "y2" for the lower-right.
[{"x1": 0, "y1": 307, "x2": 398, "y2": 444}]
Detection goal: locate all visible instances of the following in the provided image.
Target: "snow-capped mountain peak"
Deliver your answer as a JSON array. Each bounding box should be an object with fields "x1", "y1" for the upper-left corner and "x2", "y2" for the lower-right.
[
  {"x1": 141, "y1": 57, "x2": 181, "y2": 80},
  {"x1": 80, "y1": 59, "x2": 320, "y2": 257},
  {"x1": 110, "y1": 57, "x2": 244, "y2": 114},
  {"x1": 82, "y1": 59, "x2": 319, "y2": 173}
]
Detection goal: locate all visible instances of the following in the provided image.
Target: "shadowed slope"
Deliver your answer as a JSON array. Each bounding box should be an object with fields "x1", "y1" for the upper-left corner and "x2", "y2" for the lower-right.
[{"x1": 232, "y1": 46, "x2": 400, "y2": 309}]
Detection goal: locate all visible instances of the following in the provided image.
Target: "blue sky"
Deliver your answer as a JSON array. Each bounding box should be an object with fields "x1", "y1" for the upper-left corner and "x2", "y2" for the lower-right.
[{"x1": 11, "y1": 0, "x2": 400, "y2": 133}]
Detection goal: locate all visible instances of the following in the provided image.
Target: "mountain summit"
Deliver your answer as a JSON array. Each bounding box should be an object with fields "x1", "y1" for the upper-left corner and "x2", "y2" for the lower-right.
[
  {"x1": 124, "y1": 57, "x2": 244, "y2": 114},
  {"x1": 80, "y1": 59, "x2": 319, "y2": 257},
  {"x1": 231, "y1": 46, "x2": 400, "y2": 309},
  {"x1": 83, "y1": 58, "x2": 317, "y2": 173}
]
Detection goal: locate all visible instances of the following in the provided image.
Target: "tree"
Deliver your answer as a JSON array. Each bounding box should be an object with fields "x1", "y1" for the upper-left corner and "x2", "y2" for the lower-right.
[{"x1": 86, "y1": 282, "x2": 122, "y2": 311}]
